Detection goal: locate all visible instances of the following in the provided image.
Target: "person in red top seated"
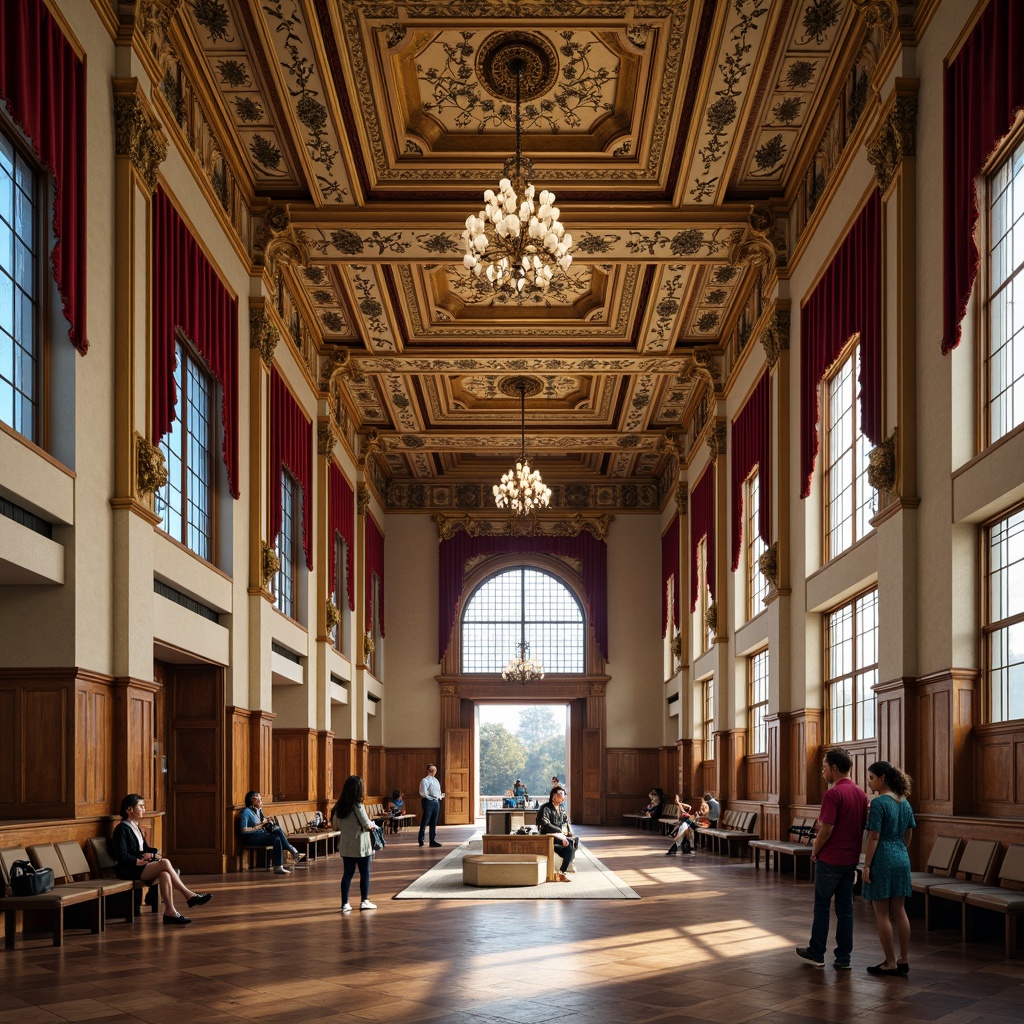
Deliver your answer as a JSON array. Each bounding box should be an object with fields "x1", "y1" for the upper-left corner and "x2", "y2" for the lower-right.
[{"x1": 795, "y1": 747, "x2": 870, "y2": 969}]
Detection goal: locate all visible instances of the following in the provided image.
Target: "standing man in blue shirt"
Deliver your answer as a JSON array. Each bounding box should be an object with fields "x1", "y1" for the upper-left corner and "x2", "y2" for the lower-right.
[{"x1": 418, "y1": 763, "x2": 445, "y2": 847}]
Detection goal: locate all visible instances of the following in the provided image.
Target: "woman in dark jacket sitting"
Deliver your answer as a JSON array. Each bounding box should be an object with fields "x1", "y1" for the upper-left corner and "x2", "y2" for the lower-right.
[
  {"x1": 537, "y1": 785, "x2": 578, "y2": 881},
  {"x1": 112, "y1": 793, "x2": 212, "y2": 925},
  {"x1": 641, "y1": 788, "x2": 665, "y2": 830}
]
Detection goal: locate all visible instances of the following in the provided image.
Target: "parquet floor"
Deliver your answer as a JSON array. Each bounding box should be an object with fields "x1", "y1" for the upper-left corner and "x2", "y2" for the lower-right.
[{"x1": 2, "y1": 824, "x2": 1023, "y2": 1024}]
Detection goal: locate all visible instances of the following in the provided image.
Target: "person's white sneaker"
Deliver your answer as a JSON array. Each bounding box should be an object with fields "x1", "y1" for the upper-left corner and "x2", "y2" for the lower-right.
[
  {"x1": 359, "y1": 900, "x2": 377, "y2": 911},
  {"x1": 273, "y1": 866, "x2": 290, "y2": 875},
  {"x1": 341, "y1": 903, "x2": 351, "y2": 913}
]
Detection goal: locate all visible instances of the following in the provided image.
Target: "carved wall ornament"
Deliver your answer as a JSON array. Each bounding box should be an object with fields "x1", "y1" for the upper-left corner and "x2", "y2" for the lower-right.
[
  {"x1": 260, "y1": 542, "x2": 280, "y2": 590},
  {"x1": 867, "y1": 95, "x2": 918, "y2": 191},
  {"x1": 113, "y1": 91, "x2": 168, "y2": 194},
  {"x1": 119, "y1": 0, "x2": 182, "y2": 66},
  {"x1": 675, "y1": 485, "x2": 688, "y2": 518},
  {"x1": 359, "y1": 429, "x2": 388, "y2": 471},
  {"x1": 852, "y1": 0, "x2": 898, "y2": 36},
  {"x1": 687, "y1": 350, "x2": 721, "y2": 418},
  {"x1": 317, "y1": 422, "x2": 336, "y2": 457},
  {"x1": 758, "y1": 542, "x2": 779, "y2": 591},
  {"x1": 707, "y1": 422, "x2": 727, "y2": 463},
  {"x1": 363, "y1": 631, "x2": 376, "y2": 658},
  {"x1": 670, "y1": 632, "x2": 682, "y2": 664},
  {"x1": 704, "y1": 601, "x2": 718, "y2": 636},
  {"x1": 135, "y1": 431, "x2": 168, "y2": 497},
  {"x1": 729, "y1": 204, "x2": 787, "y2": 293},
  {"x1": 357, "y1": 483, "x2": 371, "y2": 516},
  {"x1": 249, "y1": 305, "x2": 280, "y2": 365},
  {"x1": 253, "y1": 202, "x2": 309, "y2": 278},
  {"x1": 867, "y1": 429, "x2": 898, "y2": 493},
  {"x1": 325, "y1": 600, "x2": 340, "y2": 635},
  {"x1": 758, "y1": 308, "x2": 791, "y2": 368},
  {"x1": 433, "y1": 512, "x2": 614, "y2": 542}
]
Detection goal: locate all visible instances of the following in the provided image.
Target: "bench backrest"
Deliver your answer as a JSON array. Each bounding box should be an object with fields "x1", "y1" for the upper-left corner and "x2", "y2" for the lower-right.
[
  {"x1": 921, "y1": 835, "x2": 963, "y2": 875},
  {"x1": 0, "y1": 846, "x2": 33, "y2": 888},
  {"x1": 55, "y1": 841, "x2": 94, "y2": 881},
  {"x1": 996, "y1": 843, "x2": 1024, "y2": 890},
  {"x1": 27, "y1": 843, "x2": 71, "y2": 883},
  {"x1": 86, "y1": 836, "x2": 118, "y2": 878},
  {"x1": 953, "y1": 838, "x2": 1001, "y2": 883},
  {"x1": 788, "y1": 817, "x2": 817, "y2": 845}
]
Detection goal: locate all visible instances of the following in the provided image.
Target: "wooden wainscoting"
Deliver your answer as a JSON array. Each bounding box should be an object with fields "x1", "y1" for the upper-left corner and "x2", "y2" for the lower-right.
[
  {"x1": 606, "y1": 748, "x2": 663, "y2": 822},
  {"x1": 272, "y1": 728, "x2": 318, "y2": 801},
  {"x1": 972, "y1": 721, "x2": 1024, "y2": 818},
  {"x1": 913, "y1": 669, "x2": 978, "y2": 816},
  {"x1": 745, "y1": 753, "x2": 770, "y2": 802},
  {"x1": 377, "y1": 747, "x2": 440, "y2": 819}
]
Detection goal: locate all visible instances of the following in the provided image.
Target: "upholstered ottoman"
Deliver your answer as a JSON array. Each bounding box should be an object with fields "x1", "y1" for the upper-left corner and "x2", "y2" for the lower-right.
[{"x1": 462, "y1": 853, "x2": 546, "y2": 887}]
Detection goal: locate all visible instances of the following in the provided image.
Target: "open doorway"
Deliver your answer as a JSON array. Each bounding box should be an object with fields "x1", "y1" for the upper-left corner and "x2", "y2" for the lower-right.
[{"x1": 475, "y1": 704, "x2": 568, "y2": 819}]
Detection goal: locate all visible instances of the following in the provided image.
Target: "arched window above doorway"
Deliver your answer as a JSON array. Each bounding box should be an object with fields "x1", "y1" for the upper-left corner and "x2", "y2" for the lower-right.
[{"x1": 461, "y1": 566, "x2": 585, "y2": 674}]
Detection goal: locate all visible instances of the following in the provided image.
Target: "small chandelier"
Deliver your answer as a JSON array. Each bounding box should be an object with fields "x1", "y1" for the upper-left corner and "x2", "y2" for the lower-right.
[
  {"x1": 502, "y1": 640, "x2": 545, "y2": 685},
  {"x1": 461, "y1": 52, "x2": 573, "y2": 297},
  {"x1": 493, "y1": 376, "x2": 551, "y2": 515}
]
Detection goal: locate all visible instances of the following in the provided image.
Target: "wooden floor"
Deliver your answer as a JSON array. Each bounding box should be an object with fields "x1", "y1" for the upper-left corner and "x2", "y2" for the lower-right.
[{"x1": 2, "y1": 824, "x2": 1023, "y2": 1024}]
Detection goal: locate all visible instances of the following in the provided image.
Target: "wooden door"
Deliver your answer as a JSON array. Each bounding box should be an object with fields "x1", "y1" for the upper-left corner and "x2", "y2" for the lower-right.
[
  {"x1": 444, "y1": 727, "x2": 471, "y2": 824},
  {"x1": 583, "y1": 727, "x2": 602, "y2": 824}
]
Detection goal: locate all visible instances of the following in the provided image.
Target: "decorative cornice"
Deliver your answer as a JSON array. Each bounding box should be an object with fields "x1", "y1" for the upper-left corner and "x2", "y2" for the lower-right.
[
  {"x1": 249, "y1": 303, "x2": 280, "y2": 366},
  {"x1": 113, "y1": 86, "x2": 168, "y2": 194},
  {"x1": 357, "y1": 483, "x2": 371, "y2": 516},
  {"x1": 758, "y1": 541, "x2": 778, "y2": 591},
  {"x1": 317, "y1": 422, "x2": 336, "y2": 457},
  {"x1": 675, "y1": 485, "x2": 688, "y2": 518},
  {"x1": 252, "y1": 202, "x2": 309, "y2": 279},
  {"x1": 867, "y1": 428, "x2": 898, "y2": 494},
  {"x1": 706, "y1": 422, "x2": 727, "y2": 463},
  {"x1": 758, "y1": 308, "x2": 791, "y2": 368},
  {"x1": 118, "y1": 0, "x2": 181, "y2": 60},
  {"x1": 729, "y1": 205, "x2": 786, "y2": 290},
  {"x1": 433, "y1": 512, "x2": 614, "y2": 542},
  {"x1": 135, "y1": 431, "x2": 168, "y2": 497},
  {"x1": 866, "y1": 94, "x2": 918, "y2": 191},
  {"x1": 260, "y1": 542, "x2": 280, "y2": 590}
]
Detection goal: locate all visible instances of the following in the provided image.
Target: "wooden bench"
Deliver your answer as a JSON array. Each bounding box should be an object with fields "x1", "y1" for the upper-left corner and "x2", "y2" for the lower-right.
[
  {"x1": 700, "y1": 810, "x2": 759, "y2": 857},
  {"x1": 85, "y1": 837, "x2": 159, "y2": 909},
  {"x1": 964, "y1": 843, "x2": 1024, "y2": 958},
  {"x1": 922, "y1": 838, "x2": 1003, "y2": 934},
  {"x1": 749, "y1": 816, "x2": 817, "y2": 881},
  {"x1": 28, "y1": 842, "x2": 134, "y2": 928},
  {"x1": 0, "y1": 846, "x2": 102, "y2": 947},
  {"x1": 277, "y1": 812, "x2": 338, "y2": 860},
  {"x1": 657, "y1": 803, "x2": 681, "y2": 836},
  {"x1": 463, "y1": 853, "x2": 546, "y2": 887},
  {"x1": 481, "y1": 834, "x2": 556, "y2": 881}
]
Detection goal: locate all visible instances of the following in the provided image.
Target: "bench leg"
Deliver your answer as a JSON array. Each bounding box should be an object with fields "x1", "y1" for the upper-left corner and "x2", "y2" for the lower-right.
[
  {"x1": 4, "y1": 910, "x2": 14, "y2": 949},
  {"x1": 52, "y1": 908, "x2": 64, "y2": 947}
]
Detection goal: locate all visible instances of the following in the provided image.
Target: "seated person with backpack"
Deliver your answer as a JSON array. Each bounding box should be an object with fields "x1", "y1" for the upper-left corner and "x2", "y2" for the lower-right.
[{"x1": 239, "y1": 791, "x2": 307, "y2": 875}]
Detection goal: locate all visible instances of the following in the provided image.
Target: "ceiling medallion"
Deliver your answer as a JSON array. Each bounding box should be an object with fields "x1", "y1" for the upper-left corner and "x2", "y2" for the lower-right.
[
  {"x1": 493, "y1": 375, "x2": 550, "y2": 516},
  {"x1": 462, "y1": 34, "x2": 573, "y2": 299}
]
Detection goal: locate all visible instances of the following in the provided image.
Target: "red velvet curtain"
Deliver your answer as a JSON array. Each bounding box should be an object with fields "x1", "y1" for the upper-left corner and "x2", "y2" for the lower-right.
[
  {"x1": 942, "y1": 0, "x2": 1024, "y2": 354},
  {"x1": 0, "y1": 0, "x2": 87, "y2": 353},
  {"x1": 800, "y1": 189, "x2": 881, "y2": 498},
  {"x1": 328, "y1": 461, "x2": 355, "y2": 611},
  {"x1": 661, "y1": 522, "x2": 679, "y2": 638},
  {"x1": 365, "y1": 513, "x2": 385, "y2": 637},
  {"x1": 730, "y1": 372, "x2": 770, "y2": 571},
  {"x1": 152, "y1": 187, "x2": 240, "y2": 497},
  {"x1": 438, "y1": 533, "x2": 608, "y2": 662},
  {"x1": 690, "y1": 466, "x2": 715, "y2": 611},
  {"x1": 269, "y1": 367, "x2": 312, "y2": 569}
]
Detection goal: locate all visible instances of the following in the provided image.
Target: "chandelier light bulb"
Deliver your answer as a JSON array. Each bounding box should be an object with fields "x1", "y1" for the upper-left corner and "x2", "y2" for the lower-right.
[{"x1": 502, "y1": 640, "x2": 545, "y2": 685}]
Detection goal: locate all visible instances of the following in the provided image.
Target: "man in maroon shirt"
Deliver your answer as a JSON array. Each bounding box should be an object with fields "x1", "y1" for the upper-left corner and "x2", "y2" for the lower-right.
[{"x1": 796, "y1": 747, "x2": 869, "y2": 969}]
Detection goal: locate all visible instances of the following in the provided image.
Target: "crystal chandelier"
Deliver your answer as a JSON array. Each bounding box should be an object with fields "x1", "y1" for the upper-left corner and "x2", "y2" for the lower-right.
[
  {"x1": 502, "y1": 640, "x2": 545, "y2": 685},
  {"x1": 493, "y1": 376, "x2": 551, "y2": 515},
  {"x1": 461, "y1": 54, "x2": 573, "y2": 297}
]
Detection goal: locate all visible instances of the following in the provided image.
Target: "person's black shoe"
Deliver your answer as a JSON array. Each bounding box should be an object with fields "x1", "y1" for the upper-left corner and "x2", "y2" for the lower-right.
[
  {"x1": 665, "y1": 847, "x2": 677, "y2": 855},
  {"x1": 429, "y1": 841, "x2": 443, "y2": 847},
  {"x1": 897, "y1": 963, "x2": 910, "y2": 975},
  {"x1": 187, "y1": 892, "x2": 212, "y2": 909},
  {"x1": 163, "y1": 913, "x2": 191, "y2": 925},
  {"x1": 418, "y1": 841, "x2": 425, "y2": 847},
  {"x1": 795, "y1": 947, "x2": 825, "y2": 967},
  {"x1": 866, "y1": 963, "x2": 902, "y2": 977}
]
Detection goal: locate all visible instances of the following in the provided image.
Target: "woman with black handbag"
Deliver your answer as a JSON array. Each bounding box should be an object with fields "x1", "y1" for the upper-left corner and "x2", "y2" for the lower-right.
[{"x1": 330, "y1": 775, "x2": 378, "y2": 913}]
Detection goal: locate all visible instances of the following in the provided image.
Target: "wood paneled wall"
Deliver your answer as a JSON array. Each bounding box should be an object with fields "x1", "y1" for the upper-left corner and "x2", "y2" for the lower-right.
[
  {"x1": 380, "y1": 748, "x2": 440, "y2": 819},
  {"x1": 605, "y1": 747, "x2": 678, "y2": 822},
  {"x1": 272, "y1": 728, "x2": 318, "y2": 801}
]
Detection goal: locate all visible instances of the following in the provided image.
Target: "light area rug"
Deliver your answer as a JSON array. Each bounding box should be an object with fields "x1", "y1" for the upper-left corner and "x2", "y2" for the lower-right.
[{"x1": 393, "y1": 839, "x2": 640, "y2": 900}]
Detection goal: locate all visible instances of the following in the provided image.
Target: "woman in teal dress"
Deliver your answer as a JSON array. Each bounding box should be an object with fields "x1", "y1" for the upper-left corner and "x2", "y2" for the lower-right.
[{"x1": 862, "y1": 760, "x2": 916, "y2": 977}]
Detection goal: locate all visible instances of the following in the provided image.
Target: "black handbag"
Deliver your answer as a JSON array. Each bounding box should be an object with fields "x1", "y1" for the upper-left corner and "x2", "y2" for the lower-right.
[
  {"x1": 9, "y1": 860, "x2": 55, "y2": 896},
  {"x1": 370, "y1": 826, "x2": 386, "y2": 852}
]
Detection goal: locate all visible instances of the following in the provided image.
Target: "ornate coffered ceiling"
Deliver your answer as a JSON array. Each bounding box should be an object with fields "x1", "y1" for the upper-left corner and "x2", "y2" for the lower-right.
[{"x1": 161, "y1": 0, "x2": 886, "y2": 512}]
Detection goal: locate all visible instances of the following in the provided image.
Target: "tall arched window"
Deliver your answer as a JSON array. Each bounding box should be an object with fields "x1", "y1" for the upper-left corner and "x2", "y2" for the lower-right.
[{"x1": 461, "y1": 567, "x2": 585, "y2": 674}]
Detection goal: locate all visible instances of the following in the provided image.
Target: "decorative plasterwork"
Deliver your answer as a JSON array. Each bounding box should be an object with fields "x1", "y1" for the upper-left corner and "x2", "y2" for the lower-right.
[
  {"x1": 120, "y1": 0, "x2": 182, "y2": 68},
  {"x1": 433, "y1": 512, "x2": 613, "y2": 542},
  {"x1": 758, "y1": 307, "x2": 791, "y2": 368},
  {"x1": 706, "y1": 421, "x2": 727, "y2": 462},
  {"x1": 317, "y1": 422, "x2": 335, "y2": 457},
  {"x1": 866, "y1": 93, "x2": 917, "y2": 191},
  {"x1": 851, "y1": 0, "x2": 898, "y2": 35},
  {"x1": 252, "y1": 203, "x2": 309, "y2": 279},
  {"x1": 135, "y1": 432, "x2": 168, "y2": 496},
  {"x1": 675, "y1": 485, "x2": 688, "y2": 517},
  {"x1": 729, "y1": 206, "x2": 786, "y2": 293},
  {"x1": 867, "y1": 428, "x2": 897, "y2": 493},
  {"x1": 113, "y1": 86, "x2": 168, "y2": 193},
  {"x1": 325, "y1": 600, "x2": 340, "y2": 635},
  {"x1": 249, "y1": 303, "x2": 279, "y2": 366},
  {"x1": 356, "y1": 483, "x2": 371, "y2": 515},
  {"x1": 758, "y1": 541, "x2": 778, "y2": 590},
  {"x1": 260, "y1": 541, "x2": 280, "y2": 589},
  {"x1": 704, "y1": 600, "x2": 718, "y2": 635}
]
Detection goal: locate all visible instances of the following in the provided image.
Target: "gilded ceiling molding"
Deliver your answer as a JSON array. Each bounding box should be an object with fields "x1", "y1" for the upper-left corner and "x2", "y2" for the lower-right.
[
  {"x1": 867, "y1": 428, "x2": 898, "y2": 493},
  {"x1": 706, "y1": 422, "x2": 727, "y2": 463},
  {"x1": 317, "y1": 422, "x2": 335, "y2": 458},
  {"x1": 359, "y1": 429, "x2": 387, "y2": 470},
  {"x1": 357, "y1": 484, "x2": 371, "y2": 516},
  {"x1": 866, "y1": 93, "x2": 918, "y2": 191},
  {"x1": 135, "y1": 431, "x2": 168, "y2": 497},
  {"x1": 758, "y1": 307, "x2": 791, "y2": 368},
  {"x1": 432, "y1": 513, "x2": 614, "y2": 543},
  {"x1": 113, "y1": 86, "x2": 168, "y2": 194},
  {"x1": 675, "y1": 485, "x2": 688, "y2": 518},
  {"x1": 249, "y1": 302, "x2": 279, "y2": 367},
  {"x1": 758, "y1": 542, "x2": 778, "y2": 591},
  {"x1": 260, "y1": 542, "x2": 280, "y2": 590},
  {"x1": 252, "y1": 202, "x2": 309, "y2": 281},
  {"x1": 729, "y1": 205, "x2": 786, "y2": 293}
]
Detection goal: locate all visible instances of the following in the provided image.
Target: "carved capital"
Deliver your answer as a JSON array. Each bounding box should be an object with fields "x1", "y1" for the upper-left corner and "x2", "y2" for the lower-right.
[
  {"x1": 758, "y1": 308, "x2": 791, "y2": 368},
  {"x1": 363, "y1": 631, "x2": 376, "y2": 658},
  {"x1": 260, "y1": 542, "x2": 280, "y2": 589},
  {"x1": 249, "y1": 304, "x2": 280, "y2": 366},
  {"x1": 867, "y1": 428, "x2": 898, "y2": 494},
  {"x1": 357, "y1": 484, "x2": 371, "y2": 516},
  {"x1": 252, "y1": 201, "x2": 309, "y2": 278},
  {"x1": 852, "y1": 0, "x2": 898, "y2": 35},
  {"x1": 135, "y1": 432, "x2": 168, "y2": 497},
  {"x1": 317, "y1": 422, "x2": 335, "y2": 457},
  {"x1": 729, "y1": 205, "x2": 787, "y2": 288},
  {"x1": 113, "y1": 89, "x2": 168, "y2": 193},
  {"x1": 118, "y1": 0, "x2": 181, "y2": 53},
  {"x1": 707, "y1": 422, "x2": 727, "y2": 463},
  {"x1": 670, "y1": 632, "x2": 682, "y2": 664},
  {"x1": 359, "y1": 428, "x2": 386, "y2": 469},
  {"x1": 704, "y1": 601, "x2": 718, "y2": 636},
  {"x1": 326, "y1": 600, "x2": 340, "y2": 635},
  {"x1": 758, "y1": 542, "x2": 779, "y2": 591},
  {"x1": 675, "y1": 485, "x2": 688, "y2": 518},
  {"x1": 867, "y1": 95, "x2": 917, "y2": 191}
]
